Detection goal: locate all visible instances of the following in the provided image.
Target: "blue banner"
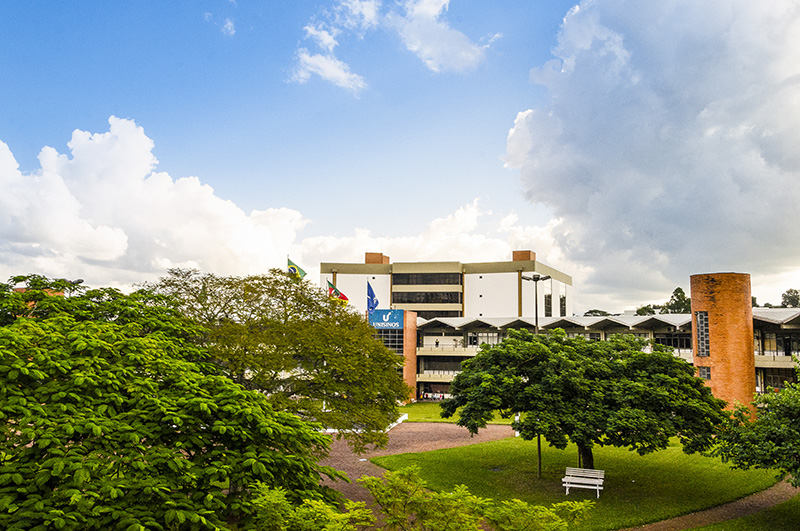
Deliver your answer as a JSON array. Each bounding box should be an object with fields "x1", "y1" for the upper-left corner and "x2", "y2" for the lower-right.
[{"x1": 369, "y1": 309, "x2": 404, "y2": 329}]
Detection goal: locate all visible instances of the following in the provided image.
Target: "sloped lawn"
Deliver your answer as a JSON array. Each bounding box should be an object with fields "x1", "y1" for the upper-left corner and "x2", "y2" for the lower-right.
[{"x1": 372, "y1": 436, "x2": 779, "y2": 531}]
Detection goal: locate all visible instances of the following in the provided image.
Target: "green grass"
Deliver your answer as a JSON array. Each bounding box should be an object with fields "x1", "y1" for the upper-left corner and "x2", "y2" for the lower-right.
[
  {"x1": 371, "y1": 437, "x2": 779, "y2": 531},
  {"x1": 694, "y1": 493, "x2": 800, "y2": 530},
  {"x1": 399, "y1": 401, "x2": 514, "y2": 424}
]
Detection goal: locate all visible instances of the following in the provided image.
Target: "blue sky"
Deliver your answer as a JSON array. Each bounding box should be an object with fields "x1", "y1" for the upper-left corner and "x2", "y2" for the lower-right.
[{"x1": 2, "y1": 1, "x2": 800, "y2": 312}]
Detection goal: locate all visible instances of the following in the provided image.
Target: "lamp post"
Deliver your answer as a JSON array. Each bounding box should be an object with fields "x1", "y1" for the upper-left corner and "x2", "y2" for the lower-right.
[
  {"x1": 521, "y1": 274, "x2": 551, "y2": 334},
  {"x1": 520, "y1": 273, "x2": 551, "y2": 479}
]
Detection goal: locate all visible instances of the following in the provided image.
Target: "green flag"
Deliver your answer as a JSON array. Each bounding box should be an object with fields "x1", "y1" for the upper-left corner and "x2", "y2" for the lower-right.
[{"x1": 288, "y1": 258, "x2": 306, "y2": 279}]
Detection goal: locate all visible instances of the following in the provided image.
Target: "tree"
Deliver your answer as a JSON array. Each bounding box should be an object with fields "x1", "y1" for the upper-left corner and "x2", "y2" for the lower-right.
[
  {"x1": 441, "y1": 330, "x2": 726, "y2": 470},
  {"x1": 782, "y1": 288, "x2": 800, "y2": 308},
  {"x1": 0, "y1": 276, "x2": 341, "y2": 530},
  {"x1": 583, "y1": 309, "x2": 611, "y2": 317},
  {"x1": 715, "y1": 382, "x2": 800, "y2": 487},
  {"x1": 145, "y1": 269, "x2": 409, "y2": 452},
  {"x1": 660, "y1": 287, "x2": 691, "y2": 314},
  {"x1": 635, "y1": 304, "x2": 657, "y2": 315}
]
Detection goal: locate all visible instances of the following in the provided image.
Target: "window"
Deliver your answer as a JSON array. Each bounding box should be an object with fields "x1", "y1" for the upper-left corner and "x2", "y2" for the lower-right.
[
  {"x1": 393, "y1": 273, "x2": 462, "y2": 285},
  {"x1": 560, "y1": 294, "x2": 567, "y2": 317},
  {"x1": 698, "y1": 366, "x2": 711, "y2": 380},
  {"x1": 544, "y1": 293, "x2": 552, "y2": 317},
  {"x1": 695, "y1": 311, "x2": 710, "y2": 356},
  {"x1": 392, "y1": 292, "x2": 462, "y2": 304},
  {"x1": 376, "y1": 329, "x2": 404, "y2": 355},
  {"x1": 416, "y1": 310, "x2": 461, "y2": 319},
  {"x1": 654, "y1": 333, "x2": 692, "y2": 350}
]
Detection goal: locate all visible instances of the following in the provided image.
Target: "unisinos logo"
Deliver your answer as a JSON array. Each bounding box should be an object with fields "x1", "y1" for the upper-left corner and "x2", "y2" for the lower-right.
[{"x1": 369, "y1": 309, "x2": 404, "y2": 329}]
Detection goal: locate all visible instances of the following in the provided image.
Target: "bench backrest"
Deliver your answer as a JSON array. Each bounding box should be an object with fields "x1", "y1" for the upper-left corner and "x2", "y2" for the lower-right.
[{"x1": 565, "y1": 467, "x2": 605, "y2": 479}]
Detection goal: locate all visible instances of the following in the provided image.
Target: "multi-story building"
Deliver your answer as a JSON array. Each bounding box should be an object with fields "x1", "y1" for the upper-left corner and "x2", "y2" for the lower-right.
[
  {"x1": 320, "y1": 250, "x2": 573, "y2": 320},
  {"x1": 321, "y1": 255, "x2": 796, "y2": 403},
  {"x1": 412, "y1": 308, "x2": 798, "y2": 400}
]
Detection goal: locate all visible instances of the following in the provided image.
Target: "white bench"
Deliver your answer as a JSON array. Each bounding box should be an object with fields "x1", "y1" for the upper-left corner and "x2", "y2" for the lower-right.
[{"x1": 562, "y1": 467, "x2": 605, "y2": 498}]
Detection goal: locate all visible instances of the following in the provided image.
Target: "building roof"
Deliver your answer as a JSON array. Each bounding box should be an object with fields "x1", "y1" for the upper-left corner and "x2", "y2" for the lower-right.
[{"x1": 416, "y1": 308, "x2": 800, "y2": 331}]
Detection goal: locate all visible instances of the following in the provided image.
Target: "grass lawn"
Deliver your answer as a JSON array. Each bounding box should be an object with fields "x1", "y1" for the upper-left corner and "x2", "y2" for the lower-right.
[
  {"x1": 371, "y1": 436, "x2": 779, "y2": 531},
  {"x1": 399, "y1": 401, "x2": 514, "y2": 424},
  {"x1": 694, "y1": 493, "x2": 800, "y2": 530}
]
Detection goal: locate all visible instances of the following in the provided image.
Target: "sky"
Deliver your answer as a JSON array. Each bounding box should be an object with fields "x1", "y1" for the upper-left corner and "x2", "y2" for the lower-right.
[{"x1": 1, "y1": 0, "x2": 800, "y2": 314}]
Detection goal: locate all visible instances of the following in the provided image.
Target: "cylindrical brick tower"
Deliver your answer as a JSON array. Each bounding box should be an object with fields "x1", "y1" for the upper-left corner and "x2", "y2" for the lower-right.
[{"x1": 690, "y1": 273, "x2": 756, "y2": 411}]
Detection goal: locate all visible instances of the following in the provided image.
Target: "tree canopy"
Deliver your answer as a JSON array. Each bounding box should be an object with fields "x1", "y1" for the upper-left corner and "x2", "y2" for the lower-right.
[
  {"x1": 441, "y1": 329, "x2": 727, "y2": 469},
  {"x1": 715, "y1": 382, "x2": 800, "y2": 487},
  {"x1": 0, "y1": 276, "x2": 340, "y2": 530},
  {"x1": 145, "y1": 268, "x2": 410, "y2": 452},
  {"x1": 782, "y1": 288, "x2": 800, "y2": 308},
  {"x1": 635, "y1": 287, "x2": 691, "y2": 315}
]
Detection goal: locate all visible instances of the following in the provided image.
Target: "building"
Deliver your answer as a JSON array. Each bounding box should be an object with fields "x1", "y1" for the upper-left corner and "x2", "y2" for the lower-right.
[
  {"x1": 412, "y1": 308, "x2": 798, "y2": 400},
  {"x1": 320, "y1": 250, "x2": 573, "y2": 320}
]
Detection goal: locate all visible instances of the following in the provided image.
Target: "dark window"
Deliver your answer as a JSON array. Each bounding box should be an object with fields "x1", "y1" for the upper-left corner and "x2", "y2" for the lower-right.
[
  {"x1": 560, "y1": 294, "x2": 567, "y2": 317},
  {"x1": 695, "y1": 311, "x2": 710, "y2": 356},
  {"x1": 698, "y1": 366, "x2": 711, "y2": 379},
  {"x1": 417, "y1": 310, "x2": 462, "y2": 319},
  {"x1": 376, "y1": 329, "x2": 403, "y2": 355},
  {"x1": 654, "y1": 333, "x2": 692, "y2": 350},
  {"x1": 763, "y1": 368, "x2": 797, "y2": 389},
  {"x1": 392, "y1": 292, "x2": 462, "y2": 304},
  {"x1": 544, "y1": 293, "x2": 552, "y2": 317},
  {"x1": 393, "y1": 273, "x2": 462, "y2": 285}
]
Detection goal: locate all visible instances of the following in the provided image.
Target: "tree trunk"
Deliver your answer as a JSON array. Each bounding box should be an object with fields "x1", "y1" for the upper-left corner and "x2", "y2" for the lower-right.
[{"x1": 577, "y1": 444, "x2": 595, "y2": 470}]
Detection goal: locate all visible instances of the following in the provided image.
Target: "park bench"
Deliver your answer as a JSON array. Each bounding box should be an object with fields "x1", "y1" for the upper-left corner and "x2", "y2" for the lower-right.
[{"x1": 562, "y1": 467, "x2": 605, "y2": 498}]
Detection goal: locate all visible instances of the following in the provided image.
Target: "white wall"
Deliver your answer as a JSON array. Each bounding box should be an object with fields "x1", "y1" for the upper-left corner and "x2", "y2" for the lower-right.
[
  {"x1": 319, "y1": 273, "x2": 391, "y2": 315},
  {"x1": 464, "y1": 272, "x2": 519, "y2": 317}
]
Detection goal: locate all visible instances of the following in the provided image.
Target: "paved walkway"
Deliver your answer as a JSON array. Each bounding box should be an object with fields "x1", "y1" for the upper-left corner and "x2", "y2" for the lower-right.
[{"x1": 320, "y1": 422, "x2": 800, "y2": 530}]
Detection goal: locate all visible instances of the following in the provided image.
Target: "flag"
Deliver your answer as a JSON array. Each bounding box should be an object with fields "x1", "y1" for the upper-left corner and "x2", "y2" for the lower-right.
[
  {"x1": 367, "y1": 281, "x2": 379, "y2": 314},
  {"x1": 287, "y1": 258, "x2": 306, "y2": 279},
  {"x1": 327, "y1": 280, "x2": 348, "y2": 304}
]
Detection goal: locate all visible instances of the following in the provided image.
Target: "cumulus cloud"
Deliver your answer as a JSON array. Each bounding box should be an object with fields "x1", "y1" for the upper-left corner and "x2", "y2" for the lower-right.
[
  {"x1": 505, "y1": 0, "x2": 800, "y2": 307},
  {"x1": 0, "y1": 120, "x2": 567, "y2": 304},
  {"x1": 387, "y1": 0, "x2": 491, "y2": 73},
  {"x1": 0, "y1": 117, "x2": 308, "y2": 288}
]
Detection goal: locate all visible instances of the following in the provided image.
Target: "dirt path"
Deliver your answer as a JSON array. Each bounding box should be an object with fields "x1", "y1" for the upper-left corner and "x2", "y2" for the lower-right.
[
  {"x1": 319, "y1": 422, "x2": 515, "y2": 503},
  {"x1": 320, "y1": 422, "x2": 799, "y2": 529}
]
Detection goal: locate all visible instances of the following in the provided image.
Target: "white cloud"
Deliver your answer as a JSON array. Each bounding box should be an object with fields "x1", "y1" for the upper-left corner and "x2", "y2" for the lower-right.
[
  {"x1": 506, "y1": 0, "x2": 800, "y2": 309},
  {"x1": 334, "y1": 0, "x2": 381, "y2": 32},
  {"x1": 292, "y1": 48, "x2": 367, "y2": 93},
  {"x1": 387, "y1": 0, "x2": 489, "y2": 73},
  {"x1": 222, "y1": 18, "x2": 236, "y2": 36},
  {"x1": 304, "y1": 24, "x2": 339, "y2": 52},
  {"x1": 0, "y1": 118, "x2": 308, "y2": 288}
]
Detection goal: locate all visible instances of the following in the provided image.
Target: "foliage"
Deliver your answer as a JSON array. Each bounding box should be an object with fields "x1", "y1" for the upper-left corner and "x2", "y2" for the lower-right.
[
  {"x1": 634, "y1": 287, "x2": 691, "y2": 315},
  {"x1": 715, "y1": 382, "x2": 800, "y2": 487},
  {"x1": 0, "y1": 276, "x2": 341, "y2": 531},
  {"x1": 441, "y1": 329, "x2": 727, "y2": 469},
  {"x1": 145, "y1": 268, "x2": 410, "y2": 452},
  {"x1": 782, "y1": 288, "x2": 800, "y2": 308},
  {"x1": 660, "y1": 287, "x2": 691, "y2": 314},
  {"x1": 582, "y1": 309, "x2": 610, "y2": 317},
  {"x1": 634, "y1": 304, "x2": 656, "y2": 315},
  {"x1": 249, "y1": 484, "x2": 374, "y2": 531},
  {"x1": 250, "y1": 467, "x2": 592, "y2": 531}
]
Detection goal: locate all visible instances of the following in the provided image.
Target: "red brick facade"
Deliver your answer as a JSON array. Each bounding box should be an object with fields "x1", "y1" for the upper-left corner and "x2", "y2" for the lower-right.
[{"x1": 690, "y1": 273, "x2": 756, "y2": 413}]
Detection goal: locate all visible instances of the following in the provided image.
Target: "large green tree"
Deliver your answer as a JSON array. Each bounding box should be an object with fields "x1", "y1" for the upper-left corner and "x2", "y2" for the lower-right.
[
  {"x1": 715, "y1": 382, "x2": 800, "y2": 487},
  {"x1": 0, "y1": 276, "x2": 341, "y2": 530},
  {"x1": 441, "y1": 330, "x2": 726, "y2": 469},
  {"x1": 145, "y1": 268, "x2": 409, "y2": 452}
]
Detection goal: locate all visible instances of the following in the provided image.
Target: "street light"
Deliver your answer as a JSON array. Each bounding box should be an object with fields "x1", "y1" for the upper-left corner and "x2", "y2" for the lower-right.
[
  {"x1": 521, "y1": 274, "x2": 551, "y2": 334},
  {"x1": 520, "y1": 273, "x2": 550, "y2": 479}
]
